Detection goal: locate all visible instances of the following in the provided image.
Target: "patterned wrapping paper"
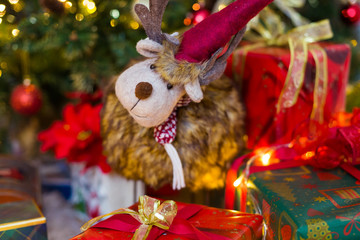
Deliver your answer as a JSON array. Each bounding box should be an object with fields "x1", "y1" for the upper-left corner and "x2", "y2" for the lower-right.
[
  {"x1": 0, "y1": 157, "x2": 42, "y2": 205},
  {"x1": 224, "y1": 43, "x2": 351, "y2": 149},
  {"x1": 71, "y1": 200, "x2": 264, "y2": 240},
  {"x1": 0, "y1": 200, "x2": 47, "y2": 240},
  {"x1": 236, "y1": 165, "x2": 360, "y2": 240}
]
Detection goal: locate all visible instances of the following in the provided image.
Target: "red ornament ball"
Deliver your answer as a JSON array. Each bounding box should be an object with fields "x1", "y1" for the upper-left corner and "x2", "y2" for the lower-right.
[
  {"x1": 10, "y1": 84, "x2": 43, "y2": 115},
  {"x1": 341, "y1": 3, "x2": 360, "y2": 25}
]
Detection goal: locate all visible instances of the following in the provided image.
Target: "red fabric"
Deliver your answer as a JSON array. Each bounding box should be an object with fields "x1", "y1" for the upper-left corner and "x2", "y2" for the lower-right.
[
  {"x1": 175, "y1": 0, "x2": 273, "y2": 63},
  {"x1": 71, "y1": 201, "x2": 263, "y2": 240},
  {"x1": 225, "y1": 43, "x2": 351, "y2": 149}
]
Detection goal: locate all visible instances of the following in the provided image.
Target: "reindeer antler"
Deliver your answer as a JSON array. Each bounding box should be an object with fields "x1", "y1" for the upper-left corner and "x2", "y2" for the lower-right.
[
  {"x1": 199, "y1": 27, "x2": 246, "y2": 86},
  {"x1": 135, "y1": 0, "x2": 170, "y2": 44}
]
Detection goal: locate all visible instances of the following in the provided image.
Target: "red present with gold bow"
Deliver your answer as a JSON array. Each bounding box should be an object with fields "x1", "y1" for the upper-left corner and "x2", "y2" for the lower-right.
[
  {"x1": 225, "y1": 19, "x2": 351, "y2": 149},
  {"x1": 71, "y1": 195, "x2": 264, "y2": 240}
]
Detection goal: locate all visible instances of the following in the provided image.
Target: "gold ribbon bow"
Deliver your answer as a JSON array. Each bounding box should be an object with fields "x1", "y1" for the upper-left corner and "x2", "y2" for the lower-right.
[
  {"x1": 81, "y1": 195, "x2": 177, "y2": 240},
  {"x1": 240, "y1": 7, "x2": 333, "y2": 123}
]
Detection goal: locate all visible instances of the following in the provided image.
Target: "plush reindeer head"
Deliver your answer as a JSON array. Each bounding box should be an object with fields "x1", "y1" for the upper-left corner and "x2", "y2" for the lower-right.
[
  {"x1": 115, "y1": 0, "x2": 257, "y2": 128},
  {"x1": 116, "y1": 1, "x2": 186, "y2": 128}
]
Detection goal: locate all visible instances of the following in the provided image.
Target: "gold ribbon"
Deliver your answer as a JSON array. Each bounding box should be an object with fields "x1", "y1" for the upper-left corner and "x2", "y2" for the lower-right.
[
  {"x1": 81, "y1": 195, "x2": 177, "y2": 240},
  {"x1": 240, "y1": 10, "x2": 333, "y2": 123}
]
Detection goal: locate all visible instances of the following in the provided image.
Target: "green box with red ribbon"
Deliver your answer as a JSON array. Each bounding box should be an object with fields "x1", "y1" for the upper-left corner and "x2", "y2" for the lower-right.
[{"x1": 228, "y1": 164, "x2": 360, "y2": 240}]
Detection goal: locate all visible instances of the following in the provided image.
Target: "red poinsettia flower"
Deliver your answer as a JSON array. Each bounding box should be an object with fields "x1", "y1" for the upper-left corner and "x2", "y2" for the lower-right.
[{"x1": 38, "y1": 103, "x2": 111, "y2": 173}]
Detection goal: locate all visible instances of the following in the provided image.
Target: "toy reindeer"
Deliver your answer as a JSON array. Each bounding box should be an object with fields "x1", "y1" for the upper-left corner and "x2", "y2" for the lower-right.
[{"x1": 102, "y1": 0, "x2": 273, "y2": 190}]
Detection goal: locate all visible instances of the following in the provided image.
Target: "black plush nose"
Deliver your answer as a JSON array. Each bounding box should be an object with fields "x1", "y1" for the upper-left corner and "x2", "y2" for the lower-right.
[{"x1": 135, "y1": 82, "x2": 153, "y2": 100}]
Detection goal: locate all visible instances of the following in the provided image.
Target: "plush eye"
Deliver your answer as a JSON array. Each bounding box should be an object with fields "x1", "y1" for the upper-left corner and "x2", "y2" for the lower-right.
[
  {"x1": 167, "y1": 83, "x2": 173, "y2": 90},
  {"x1": 150, "y1": 64, "x2": 156, "y2": 70}
]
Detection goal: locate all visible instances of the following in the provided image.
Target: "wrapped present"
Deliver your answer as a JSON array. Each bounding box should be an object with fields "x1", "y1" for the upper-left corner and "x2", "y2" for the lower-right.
[
  {"x1": 71, "y1": 195, "x2": 264, "y2": 240},
  {"x1": 233, "y1": 165, "x2": 360, "y2": 240},
  {"x1": 224, "y1": 20, "x2": 351, "y2": 149},
  {"x1": 0, "y1": 200, "x2": 47, "y2": 240},
  {"x1": 225, "y1": 108, "x2": 360, "y2": 239},
  {"x1": 0, "y1": 156, "x2": 42, "y2": 205}
]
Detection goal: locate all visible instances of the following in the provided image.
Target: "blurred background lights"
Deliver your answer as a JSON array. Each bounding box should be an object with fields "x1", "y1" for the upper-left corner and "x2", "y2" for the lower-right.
[
  {"x1": 82, "y1": 0, "x2": 97, "y2": 14},
  {"x1": 9, "y1": 0, "x2": 19, "y2": 4},
  {"x1": 183, "y1": 17, "x2": 191, "y2": 26},
  {"x1": 13, "y1": 3, "x2": 23, "y2": 12},
  {"x1": 7, "y1": 15, "x2": 15, "y2": 23},
  {"x1": 65, "y1": 1, "x2": 72, "y2": 8},
  {"x1": 12, "y1": 28, "x2": 20, "y2": 37},
  {"x1": 192, "y1": 3, "x2": 201, "y2": 11},
  {"x1": 110, "y1": 19, "x2": 117, "y2": 27},
  {"x1": 351, "y1": 39, "x2": 358, "y2": 47},
  {"x1": 75, "y1": 13, "x2": 84, "y2": 21},
  {"x1": 29, "y1": 17, "x2": 37, "y2": 24},
  {"x1": 110, "y1": 9, "x2": 120, "y2": 19},
  {"x1": 0, "y1": 4, "x2": 6, "y2": 17},
  {"x1": 130, "y1": 20, "x2": 139, "y2": 29}
]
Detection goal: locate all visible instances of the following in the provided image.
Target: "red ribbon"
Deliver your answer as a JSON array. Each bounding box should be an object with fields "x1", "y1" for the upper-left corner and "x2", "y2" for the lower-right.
[
  {"x1": 225, "y1": 109, "x2": 360, "y2": 210},
  {"x1": 91, "y1": 204, "x2": 232, "y2": 240},
  {"x1": 336, "y1": 212, "x2": 360, "y2": 236}
]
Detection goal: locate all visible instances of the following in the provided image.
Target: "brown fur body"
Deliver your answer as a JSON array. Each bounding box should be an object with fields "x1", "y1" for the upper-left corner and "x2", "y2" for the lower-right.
[{"x1": 101, "y1": 76, "x2": 244, "y2": 191}]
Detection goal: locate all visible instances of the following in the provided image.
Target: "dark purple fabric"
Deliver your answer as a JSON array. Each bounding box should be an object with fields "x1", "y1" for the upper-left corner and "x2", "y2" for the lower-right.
[{"x1": 175, "y1": 0, "x2": 273, "y2": 62}]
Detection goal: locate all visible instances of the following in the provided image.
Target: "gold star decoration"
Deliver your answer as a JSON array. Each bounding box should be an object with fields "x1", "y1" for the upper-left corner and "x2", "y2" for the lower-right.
[{"x1": 313, "y1": 196, "x2": 327, "y2": 203}]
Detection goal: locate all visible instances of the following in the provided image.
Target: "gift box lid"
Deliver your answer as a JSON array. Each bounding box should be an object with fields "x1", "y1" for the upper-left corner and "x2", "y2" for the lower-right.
[{"x1": 0, "y1": 200, "x2": 46, "y2": 231}]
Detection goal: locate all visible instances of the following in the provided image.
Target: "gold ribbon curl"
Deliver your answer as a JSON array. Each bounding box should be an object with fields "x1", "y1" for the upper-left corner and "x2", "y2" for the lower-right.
[
  {"x1": 81, "y1": 195, "x2": 177, "y2": 240},
  {"x1": 240, "y1": 6, "x2": 333, "y2": 123}
]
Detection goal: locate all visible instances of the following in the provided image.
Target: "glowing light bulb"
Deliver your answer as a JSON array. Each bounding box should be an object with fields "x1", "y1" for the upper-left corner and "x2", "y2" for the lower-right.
[
  {"x1": 233, "y1": 176, "x2": 243, "y2": 187},
  {"x1": 261, "y1": 153, "x2": 271, "y2": 165}
]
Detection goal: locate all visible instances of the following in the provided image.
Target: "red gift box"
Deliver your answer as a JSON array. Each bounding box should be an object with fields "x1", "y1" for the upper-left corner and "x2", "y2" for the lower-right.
[
  {"x1": 225, "y1": 43, "x2": 351, "y2": 149},
  {"x1": 71, "y1": 197, "x2": 263, "y2": 240}
]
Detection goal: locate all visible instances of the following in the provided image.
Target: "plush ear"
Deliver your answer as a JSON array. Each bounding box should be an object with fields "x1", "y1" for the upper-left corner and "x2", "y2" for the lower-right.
[
  {"x1": 184, "y1": 79, "x2": 203, "y2": 103},
  {"x1": 136, "y1": 38, "x2": 164, "y2": 58},
  {"x1": 164, "y1": 32, "x2": 180, "y2": 46}
]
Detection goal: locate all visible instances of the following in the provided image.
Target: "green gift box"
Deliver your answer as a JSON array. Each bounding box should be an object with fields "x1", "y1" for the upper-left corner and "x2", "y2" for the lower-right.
[
  {"x1": 239, "y1": 165, "x2": 360, "y2": 240},
  {"x1": 0, "y1": 200, "x2": 47, "y2": 240}
]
